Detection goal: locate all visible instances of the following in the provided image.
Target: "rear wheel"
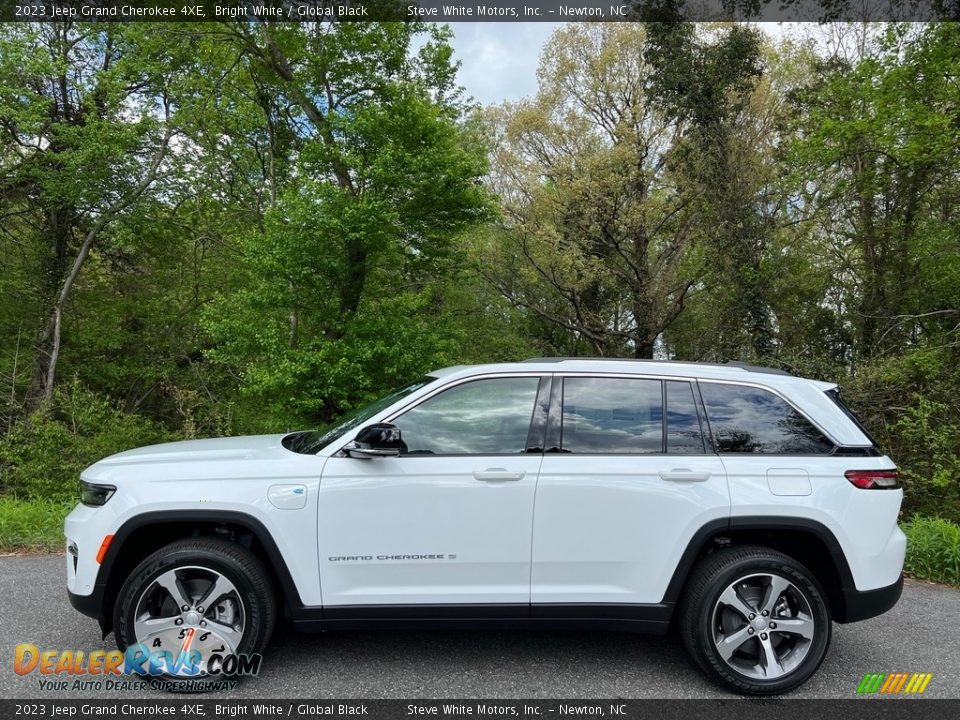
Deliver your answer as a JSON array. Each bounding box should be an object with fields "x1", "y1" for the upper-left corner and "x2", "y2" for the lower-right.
[
  {"x1": 114, "y1": 538, "x2": 276, "y2": 688},
  {"x1": 679, "y1": 545, "x2": 831, "y2": 695}
]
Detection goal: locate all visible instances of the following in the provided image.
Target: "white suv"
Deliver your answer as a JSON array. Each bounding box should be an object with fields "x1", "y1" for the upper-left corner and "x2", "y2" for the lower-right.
[{"x1": 65, "y1": 359, "x2": 904, "y2": 695}]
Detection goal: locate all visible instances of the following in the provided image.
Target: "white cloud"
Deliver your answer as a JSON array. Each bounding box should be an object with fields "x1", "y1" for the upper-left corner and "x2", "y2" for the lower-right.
[{"x1": 447, "y1": 22, "x2": 562, "y2": 106}]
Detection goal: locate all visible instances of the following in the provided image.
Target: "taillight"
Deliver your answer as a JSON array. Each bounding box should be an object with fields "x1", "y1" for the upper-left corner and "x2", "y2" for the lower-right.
[{"x1": 845, "y1": 469, "x2": 899, "y2": 489}]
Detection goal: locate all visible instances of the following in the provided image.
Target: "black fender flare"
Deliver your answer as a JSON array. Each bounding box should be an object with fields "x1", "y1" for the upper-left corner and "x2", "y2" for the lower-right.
[
  {"x1": 76, "y1": 510, "x2": 304, "y2": 636},
  {"x1": 661, "y1": 515, "x2": 860, "y2": 620}
]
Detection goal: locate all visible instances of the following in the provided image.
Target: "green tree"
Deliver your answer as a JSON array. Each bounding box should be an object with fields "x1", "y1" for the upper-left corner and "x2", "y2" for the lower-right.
[
  {"x1": 788, "y1": 24, "x2": 960, "y2": 361},
  {"x1": 642, "y1": 21, "x2": 774, "y2": 359},
  {"x1": 202, "y1": 22, "x2": 493, "y2": 425},
  {"x1": 482, "y1": 24, "x2": 705, "y2": 359},
  {"x1": 0, "y1": 23, "x2": 199, "y2": 407}
]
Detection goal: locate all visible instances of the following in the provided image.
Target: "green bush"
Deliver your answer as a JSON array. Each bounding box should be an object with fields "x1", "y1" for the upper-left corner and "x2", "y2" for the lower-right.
[
  {"x1": 903, "y1": 515, "x2": 960, "y2": 586},
  {"x1": 0, "y1": 498, "x2": 73, "y2": 552},
  {"x1": 0, "y1": 381, "x2": 171, "y2": 502},
  {"x1": 892, "y1": 398, "x2": 960, "y2": 520},
  {"x1": 842, "y1": 347, "x2": 960, "y2": 523}
]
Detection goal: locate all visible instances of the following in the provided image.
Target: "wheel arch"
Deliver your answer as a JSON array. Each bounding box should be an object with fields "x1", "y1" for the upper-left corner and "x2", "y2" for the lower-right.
[
  {"x1": 95, "y1": 510, "x2": 302, "y2": 637},
  {"x1": 664, "y1": 516, "x2": 857, "y2": 623}
]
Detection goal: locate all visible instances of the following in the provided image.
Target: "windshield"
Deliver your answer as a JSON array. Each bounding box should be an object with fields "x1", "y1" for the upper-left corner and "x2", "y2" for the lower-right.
[{"x1": 283, "y1": 377, "x2": 437, "y2": 455}]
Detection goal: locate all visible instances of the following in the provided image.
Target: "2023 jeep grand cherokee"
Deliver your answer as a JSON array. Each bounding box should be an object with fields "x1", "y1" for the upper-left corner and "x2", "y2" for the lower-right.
[{"x1": 65, "y1": 358, "x2": 904, "y2": 695}]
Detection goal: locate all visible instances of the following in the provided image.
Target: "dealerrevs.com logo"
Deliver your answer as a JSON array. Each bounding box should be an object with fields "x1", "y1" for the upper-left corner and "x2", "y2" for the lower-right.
[{"x1": 14, "y1": 643, "x2": 262, "y2": 692}]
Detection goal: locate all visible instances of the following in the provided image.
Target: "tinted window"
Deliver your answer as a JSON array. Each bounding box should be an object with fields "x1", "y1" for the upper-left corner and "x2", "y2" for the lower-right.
[
  {"x1": 700, "y1": 383, "x2": 834, "y2": 454},
  {"x1": 666, "y1": 381, "x2": 705, "y2": 453},
  {"x1": 393, "y1": 377, "x2": 540, "y2": 455},
  {"x1": 286, "y1": 377, "x2": 436, "y2": 454},
  {"x1": 561, "y1": 377, "x2": 663, "y2": 454}
]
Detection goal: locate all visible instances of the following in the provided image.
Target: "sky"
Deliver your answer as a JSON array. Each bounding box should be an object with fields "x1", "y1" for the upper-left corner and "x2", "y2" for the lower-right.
[
  {"x1": 445, "y1": 23, "x2": 790, "y2": 107},
  {"x1": 446, "y1": 22, "x2": 563, "y2": 106}
]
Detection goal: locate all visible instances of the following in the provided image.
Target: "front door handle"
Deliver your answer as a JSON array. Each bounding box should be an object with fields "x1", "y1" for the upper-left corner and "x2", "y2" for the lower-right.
[
  {"x1": 473, "y1": 469, "x2": 526, "y2": 482},
  {"x1": 659, "y1": 468, "x2": 712, "y2": 482}
]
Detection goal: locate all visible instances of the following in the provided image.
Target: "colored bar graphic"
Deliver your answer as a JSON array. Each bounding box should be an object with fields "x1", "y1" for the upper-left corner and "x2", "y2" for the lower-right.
[
  {"x1": 857, "y1": 672, "x2": 933, "y2": 695},
  {"x1": 856, "y1": 673, "x2": 886, "y2": 693}
]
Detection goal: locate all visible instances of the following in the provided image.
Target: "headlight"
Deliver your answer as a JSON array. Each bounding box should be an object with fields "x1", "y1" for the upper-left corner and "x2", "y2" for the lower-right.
[{"x1": 80, "y1": 480, "x2": 116, "y2": 507}]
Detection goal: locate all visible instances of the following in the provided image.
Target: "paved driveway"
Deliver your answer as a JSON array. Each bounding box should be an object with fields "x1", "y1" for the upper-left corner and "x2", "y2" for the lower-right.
[{"x1": 1, "y1": 554, "x2": 956, "y2": 699}]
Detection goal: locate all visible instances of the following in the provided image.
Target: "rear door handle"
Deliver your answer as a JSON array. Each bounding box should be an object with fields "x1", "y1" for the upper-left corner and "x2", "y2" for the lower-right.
[
  {"x1": 473, "y1": 469, "x2": 526, "y2": 482},
  {"x1": 659, "y1": 468, "x2": 712, "y2": 482}
]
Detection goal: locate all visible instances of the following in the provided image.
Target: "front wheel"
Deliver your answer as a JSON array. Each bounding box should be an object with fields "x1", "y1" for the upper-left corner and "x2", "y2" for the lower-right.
[
  {"x1": 114, "y1": 537, "x2": 276, "y2": 688},
  {"x1": 679, "y1": 545, "x2": 832, "y2": 696}
]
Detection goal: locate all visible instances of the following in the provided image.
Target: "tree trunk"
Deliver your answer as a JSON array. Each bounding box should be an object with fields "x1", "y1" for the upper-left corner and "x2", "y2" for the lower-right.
[
  {"x1": 26, "y1": 130, "x2": 172, "y2": 409},
  {"x1": 855, "y1": 152, "x2": 882, "y2": 357},
  {"x1": 634, "y1": 336, "x2": 656, "y2": 359},
  {"x1": 743, "y1": 271, "x2": 774, "y2": 359},
  {"x1": 30, "y1": 226, "x2": 99, "y2": 407}
]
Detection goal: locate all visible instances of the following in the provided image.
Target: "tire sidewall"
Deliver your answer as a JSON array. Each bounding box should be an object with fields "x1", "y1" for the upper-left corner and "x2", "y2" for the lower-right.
[
  {"x1": 114, "y1": 544, "x2": 268, "y2": 671},
  {"x1": 693, "y1": 555, "x2": 832, "y2": 695}
]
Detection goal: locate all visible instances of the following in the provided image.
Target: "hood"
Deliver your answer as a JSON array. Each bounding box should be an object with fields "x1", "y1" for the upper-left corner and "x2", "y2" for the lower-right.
[
  {"x1": 81, "y1": 434, "x2": 296, "y2": 486},
  {"x1": 94, "y1": 434, "x2": 289, "y2": 466}
]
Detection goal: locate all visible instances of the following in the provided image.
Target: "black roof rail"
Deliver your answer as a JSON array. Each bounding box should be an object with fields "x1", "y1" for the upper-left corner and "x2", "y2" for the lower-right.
[
  {"x1": 722, "y1": 361, "x2": 793, "y2": 377},
  {"x1": 520, "y1": 357, "x2": 794, "y2": 377}
]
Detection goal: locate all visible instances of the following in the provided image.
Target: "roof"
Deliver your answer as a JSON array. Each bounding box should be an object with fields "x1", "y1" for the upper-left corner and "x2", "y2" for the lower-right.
[
  {"x1": 430, "y1": 358, "x2": 809, "y2": 383},
  {"x1": 520, "y1": 357, "x2": 793, "y2": 377}
]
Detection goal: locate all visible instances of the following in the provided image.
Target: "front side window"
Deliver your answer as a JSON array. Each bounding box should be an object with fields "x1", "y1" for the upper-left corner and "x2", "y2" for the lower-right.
[
  {"x1": 700, "y1": 382, "x2": 834, "y2": 454},
  {"x1": 393, "y1": 377, "x2": 540, "y2": 455},
  {"x1": 285, "y1": 377, "x2": 436, "y2": 454},
  {"x1": 561, "y1": 377, "x2": 663, "y2": 454}
]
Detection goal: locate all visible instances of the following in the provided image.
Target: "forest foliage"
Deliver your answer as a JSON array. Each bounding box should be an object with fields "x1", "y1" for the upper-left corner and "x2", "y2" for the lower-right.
[{"x1": 0, "y1": 21, "x2": 958, "y2": 523}]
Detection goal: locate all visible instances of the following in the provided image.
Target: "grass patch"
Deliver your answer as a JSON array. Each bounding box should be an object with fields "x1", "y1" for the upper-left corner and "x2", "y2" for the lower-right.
[
  {"x1": 903, "y1": 515, "x2": 960, "y2": 586},
  {"x1": 0, "y1": 497, "x2": 72, "y2": 553}
]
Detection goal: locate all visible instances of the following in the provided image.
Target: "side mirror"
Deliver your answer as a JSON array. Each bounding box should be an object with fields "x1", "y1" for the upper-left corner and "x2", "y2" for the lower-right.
[{"x1": 346, "y1": 423, "x2": 403, "y2": 458}]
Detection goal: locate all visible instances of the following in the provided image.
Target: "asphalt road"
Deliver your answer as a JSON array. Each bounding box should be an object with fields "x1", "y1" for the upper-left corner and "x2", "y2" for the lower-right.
[{"x1": 1, "y1": 554, "x2": 957, "y2": 700}]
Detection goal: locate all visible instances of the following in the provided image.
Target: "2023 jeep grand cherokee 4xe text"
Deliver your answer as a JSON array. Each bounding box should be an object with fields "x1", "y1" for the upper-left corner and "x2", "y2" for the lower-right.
[{"x1": 65, "y1": 358, "x2": 904, "y2": 695}]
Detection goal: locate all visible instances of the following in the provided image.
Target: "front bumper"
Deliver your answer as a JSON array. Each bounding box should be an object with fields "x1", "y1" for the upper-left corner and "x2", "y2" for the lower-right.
[
  {"x1": 67, "y1": 585, "x2": 110, "y2": 636},
  {"x1": 838, "y1": 573, "x2": 903, "y2": 623}
]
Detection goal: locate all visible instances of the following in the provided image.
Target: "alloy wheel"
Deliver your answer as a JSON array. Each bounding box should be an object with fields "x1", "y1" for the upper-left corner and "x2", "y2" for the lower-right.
[
  {"x1": 711, "y1": 572, "x2": 817, "y2": 680},
  {"x1": 132, "y1": 565, "x2": 246, "y2": 675}
]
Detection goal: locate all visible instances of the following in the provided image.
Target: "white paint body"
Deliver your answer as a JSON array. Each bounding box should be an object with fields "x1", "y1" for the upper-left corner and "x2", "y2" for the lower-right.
[{"x1": 65, "y1": 360, "x2": 905, "y2": 611}]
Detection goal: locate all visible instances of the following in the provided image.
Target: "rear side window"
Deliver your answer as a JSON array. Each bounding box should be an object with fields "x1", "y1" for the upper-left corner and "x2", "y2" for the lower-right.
[
  {"x1": 666, "y1": 381, "x2": 706, "y2": 453},
  {"x1": 700, "y1": 382, "x2": 834, "y2": 454},
  {"x1": 561, "y1": 377, "x2": 662, "y2": 454}
]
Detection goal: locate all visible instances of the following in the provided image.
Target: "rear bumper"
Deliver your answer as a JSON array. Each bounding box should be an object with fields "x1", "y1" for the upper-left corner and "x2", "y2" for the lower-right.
[{"x1": 838, "y1": 573, "x2": 903, "y2": 623}]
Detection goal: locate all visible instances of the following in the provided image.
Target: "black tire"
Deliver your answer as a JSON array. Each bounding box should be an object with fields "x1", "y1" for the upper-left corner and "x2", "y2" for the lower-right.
[
  {"x1": 114, "y1": 537, "x2": 276, "y2": 691},
  {"x1": 678, "y1": 545, "x2": 832, "y2": 696}
]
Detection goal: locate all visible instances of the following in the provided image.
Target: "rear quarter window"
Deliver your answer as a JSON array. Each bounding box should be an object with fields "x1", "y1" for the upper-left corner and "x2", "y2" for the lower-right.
[
  {"x1": 825, "y1": 388, "x2": 880, "y2": 449},
  {"x1": 700, "y1": 382, "x2": 834, "y2": 455}
]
